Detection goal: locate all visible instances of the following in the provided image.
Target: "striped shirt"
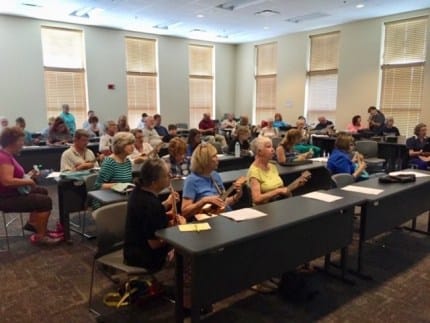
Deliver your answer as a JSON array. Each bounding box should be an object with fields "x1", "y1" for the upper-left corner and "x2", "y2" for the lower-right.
[{"x1": 94, "y1": 157, "x2": 132, "y2": 190}]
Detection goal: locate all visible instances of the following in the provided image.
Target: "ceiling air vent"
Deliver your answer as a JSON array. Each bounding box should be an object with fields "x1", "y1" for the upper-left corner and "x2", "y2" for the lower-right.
[
  {"x1": 217, "y1": 0, "x2": 267, "y2": 11},
  {"x1": 286, "y1": 12, "x2": 329, "y2": 23}
]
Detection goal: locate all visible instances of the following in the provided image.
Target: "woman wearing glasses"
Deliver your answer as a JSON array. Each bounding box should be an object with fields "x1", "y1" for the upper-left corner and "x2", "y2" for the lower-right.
[
  {"x1": 181, "y1": 143, "x2": 242, "y2": 220},
  {"x1": 327, "y1": 132, "x2": 367, "y2": 180}
]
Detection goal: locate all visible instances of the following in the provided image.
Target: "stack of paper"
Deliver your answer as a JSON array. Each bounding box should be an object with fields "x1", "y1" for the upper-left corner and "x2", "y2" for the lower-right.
[
  {"x1": 389, "y1": 171, "x2": 429, "y2": 178},
  {"x1": 302, "y1": 191, "x2": 343, "y2": 202},
  {"x1": 341, "y1": 185, "x2": 383, "y2": 195}
]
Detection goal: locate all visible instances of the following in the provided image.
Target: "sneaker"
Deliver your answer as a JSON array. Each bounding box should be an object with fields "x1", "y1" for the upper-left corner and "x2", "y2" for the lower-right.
[
  {"x1": 29, "y1": 234, "x2": 63, "y2": 245},
  {"x1": 23, "y1": 222, "x2": 37, "y2": 233}
]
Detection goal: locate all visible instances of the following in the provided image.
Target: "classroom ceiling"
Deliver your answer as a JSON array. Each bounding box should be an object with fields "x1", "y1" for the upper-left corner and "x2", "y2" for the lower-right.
[{"x1": 1, "y1": 0, "x2": 430, "y2": 43}]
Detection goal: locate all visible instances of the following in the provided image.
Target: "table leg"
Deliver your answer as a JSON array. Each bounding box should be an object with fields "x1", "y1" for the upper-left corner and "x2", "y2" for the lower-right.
[{"x1": 175, "y1": 253, "x2": 184, "y2": 323}]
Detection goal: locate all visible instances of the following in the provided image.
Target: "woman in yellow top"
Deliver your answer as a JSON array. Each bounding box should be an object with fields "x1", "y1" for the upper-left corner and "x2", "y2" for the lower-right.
[{"x1": 248, "y1": 136, "x2": 309, "y2": 205}]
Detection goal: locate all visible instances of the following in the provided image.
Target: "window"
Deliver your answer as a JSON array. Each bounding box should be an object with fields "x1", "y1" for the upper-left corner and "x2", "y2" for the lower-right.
[
  {"x1": 305, "y1": 32, "x2": 340, "y2": 125},
  {"x1": 41, "y1": 27, "x2": 87, "y2": 127},
  {"x1": 380, "y1": 17, "x2": 427, "y2": 136},
  {"x1": 255, "y1": 42, "x2": 277, "y2": 124},
  {"x1": 125, "y1": 37, "x2": 158, "y2": 127},
  {"x1": 189, "y1": 44, "x2": 214, "y2": 128}
]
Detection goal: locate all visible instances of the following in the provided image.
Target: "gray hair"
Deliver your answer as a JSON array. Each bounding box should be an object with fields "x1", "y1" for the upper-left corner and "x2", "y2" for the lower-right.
[
  {"x1": 250, "y1": 136, "x2": 271, "y2": 155},
  {"x1": 112, "y1": 131, "x2": 135, "y2": 154}
]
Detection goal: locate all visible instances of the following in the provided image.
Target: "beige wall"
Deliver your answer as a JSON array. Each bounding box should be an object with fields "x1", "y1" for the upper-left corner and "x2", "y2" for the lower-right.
[
  {"x1": 0, "y1": 15, "x2": 236, "y2": 131},
  {"x1": 235, "y1": 9, "x2": 430, "y2": 133}
]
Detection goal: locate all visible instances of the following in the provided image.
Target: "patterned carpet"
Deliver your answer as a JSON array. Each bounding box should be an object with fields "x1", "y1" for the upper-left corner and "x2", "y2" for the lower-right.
[{"x1": 0, "y1": 185, "x2": 429, "y2": 323}]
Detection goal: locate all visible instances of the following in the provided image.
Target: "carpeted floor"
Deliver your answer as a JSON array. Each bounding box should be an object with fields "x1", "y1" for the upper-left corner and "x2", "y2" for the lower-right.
[{"x1": 1, "y1": 185, "x2": 429, "y2": 323}]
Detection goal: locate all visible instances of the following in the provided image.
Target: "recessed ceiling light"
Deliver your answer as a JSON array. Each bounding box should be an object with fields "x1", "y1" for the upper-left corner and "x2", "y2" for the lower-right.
[
  {"x1": 263, "y1": 26, "x2": 270, "y2": 30},
  {"x1": 255, "y1": 9, "x2": 280, "y2": 17},
  {"x1": 356, "y1": 4, "x2": 365, "y2": 9},
  {"x1": 196, "y1": 14, "x2": 205, "y2": 18}
]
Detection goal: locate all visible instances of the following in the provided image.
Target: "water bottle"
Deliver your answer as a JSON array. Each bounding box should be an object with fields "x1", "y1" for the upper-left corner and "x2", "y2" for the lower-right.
[{"x1": 235, "y1": 141, "x2": 240, "y2": 158}]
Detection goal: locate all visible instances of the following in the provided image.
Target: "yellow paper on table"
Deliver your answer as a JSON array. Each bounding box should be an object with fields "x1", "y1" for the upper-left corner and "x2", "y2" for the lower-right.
[{"x1": 178, "y1": 223, "x2": 211, "y2": 232}]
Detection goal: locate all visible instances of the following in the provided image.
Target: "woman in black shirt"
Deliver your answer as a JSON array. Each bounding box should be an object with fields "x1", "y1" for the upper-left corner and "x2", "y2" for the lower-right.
[{"x1": 124, "y1": 158, "x2": 185, "y2": 270}]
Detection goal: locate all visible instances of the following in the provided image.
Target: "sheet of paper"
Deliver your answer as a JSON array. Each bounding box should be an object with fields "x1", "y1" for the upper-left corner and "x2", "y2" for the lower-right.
[
  {"x1": 311, "y1": 157, "x2": 328, "y2": 162},
  {"x1": 221, "y1": 208, "x2": 267, "y2": 221},
  {"x1": 341, "y1": 185, "x2": 383, "y2": 195},
  {"x1": 302, "y1": 191, "x2": 343, "y2": 202},
  {"x1": 46, "y1": 171, "x2": 61, "y2": 178},
  {"x1": 389, "y1": 171, "x2": 430, "y2": 178},
  {"x1": 178, "y1": 223, "x2": 211, "y2": 232}
]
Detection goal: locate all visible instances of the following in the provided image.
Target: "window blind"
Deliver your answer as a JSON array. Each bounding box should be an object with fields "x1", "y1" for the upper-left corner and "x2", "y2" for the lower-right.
[
  {"x1": 306, "y1": 32, "x2": 340, "y2": 125},
  {"x1": 380, "y1": 17, "x2": 427, "y2": 136},
  {"x1": 125, "y1": 37, "x2": 158, "y2": 127},
  {"x1": 189, "y1": 44, "x2": 214, "y2": 128},
  {"x1": 41, "y1": 26, "x2": 87, "y2": 126},
  {"x1": 255, "y1": 42, "x2": 277, "y2": 123}
]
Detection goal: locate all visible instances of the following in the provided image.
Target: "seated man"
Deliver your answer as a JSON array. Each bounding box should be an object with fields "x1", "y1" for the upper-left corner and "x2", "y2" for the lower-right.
[
  {"x1": 312, "y1": 116, "x2": 334, "y2": 134},
  {"x1": 154, "y1": 114, "x2": 168, "y2": 137},
  {"x1": 406, "y1": 123, "x2": 430, "y2": 170},
  {"x1": 142, "y1": 115, "x2": 163, "y2": 147},
  {"x1": 382, "y1": 116, "x2": 400, "y2": 137},
  {"x1": 60, "y1": 129, "x2": 98, "y2": 171},
  {"x1": 198, "y1": 113, "x2": 227, "y2": 150}
]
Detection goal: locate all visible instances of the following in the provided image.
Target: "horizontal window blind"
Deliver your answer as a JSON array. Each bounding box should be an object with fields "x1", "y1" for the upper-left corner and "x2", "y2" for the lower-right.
[
  {"x1": 189, "y1": 44, "x2": 213, "y2": 128},
  {"x1": 380, "y1": 17, "x2": 427, "y2": 136},
  {"x1": 255, "y1": 42, "x2": 277, "y2": 124},
  {"x1": 125, "y1": 37, "x2": 158, "y2": 127},
  {"x1": 41, "y1": 26, "x2": 87, "y2": 126},
  {"x1": 306, "y1": 32, "x2": 340, "y2": 125}
]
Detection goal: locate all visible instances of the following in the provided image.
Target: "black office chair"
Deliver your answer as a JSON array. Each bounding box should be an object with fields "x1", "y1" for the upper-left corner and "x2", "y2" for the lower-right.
[
  {"x1": 88, "y1": 201, "x2": 151, "y2": 315},
  {"x1": 331, "y1": 173, "x2": 354, "y2": 188}
]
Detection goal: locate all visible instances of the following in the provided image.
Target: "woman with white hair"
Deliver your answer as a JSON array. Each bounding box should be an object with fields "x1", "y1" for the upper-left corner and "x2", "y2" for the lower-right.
[
  {"x1": 248, "y1": 136, "x2": 310, "y2": 205},
  {"x1": 94, "y1": 132, "x2": 134, "y2": 190},
  {"x1": 0, "y1": 116, "x2": 9, "y2": 135}
]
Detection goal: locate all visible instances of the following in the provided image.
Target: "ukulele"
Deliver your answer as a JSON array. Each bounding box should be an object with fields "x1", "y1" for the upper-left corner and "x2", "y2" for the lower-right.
[
  {"x1": 168, "y1": 183, "x2": 180, "y2": 225},
  {"x1": 201, "y1": 176, "x2": 247, "y2": 214},
  {"x1": 284, "y1": 170, "x2": 312, "y2": 196}
]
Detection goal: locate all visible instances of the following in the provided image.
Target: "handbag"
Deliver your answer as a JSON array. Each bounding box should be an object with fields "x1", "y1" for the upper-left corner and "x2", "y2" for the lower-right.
[{"x1": 378, "y1": 174, "x2": 416, "y2": 184}]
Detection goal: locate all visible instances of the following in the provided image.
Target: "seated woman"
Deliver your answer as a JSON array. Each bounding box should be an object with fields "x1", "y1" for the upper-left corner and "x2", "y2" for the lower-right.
[
  {"x1": 276, "y1": 129, "x2": 313, "y2": 164},
  {"x1": 327, "y1": 132, "x2": 367, "y2": 180},
  {"x1": 86, "y1": 116, "x2": 103, "y2": 138},
  {"x1": 346, "y1": 115, "x2": 365, "y2": 133},
  {"x1": 162, "y1": 137, "x2": 190, "y2": 178},
  {"x1": 186, "y1": 128, "x2": 201, "y2": 157},
  {"x1": 117, "y1": 114, "x2": 130, "y2": 132},
  {"x1": 273, "y1": 113, "x2": 289, "y2": 129},
  {"x1": 128, "y1": 128, "x2": 153, "y2": 171},
  {"x1": 228, "y1": 126, "x2": 251, "y2": 155},
  {"x1": 48, "y1": 117, "x2": 72, "y2": 145},
  {"x1": 124, "y1": 158, "x2": 185, "y2": 271},
  {"x1": 94, "y1": 132, "x2": 134, "y2": 191},
  {"x1": 0, "y1": 127, "x2": 63, "y2": 244},
  {"x1": 259, "y1": 119, "x2": 279, "y2": 139},
  {"x1": 406, "y1": 123, "x2": 430, "y2": 170},
  {"x1": 181, "y1": 143, "x2": 242, "y2": 220},
  {"x1": 248, "y1": 137, "x2": 309, "y2": 205}
]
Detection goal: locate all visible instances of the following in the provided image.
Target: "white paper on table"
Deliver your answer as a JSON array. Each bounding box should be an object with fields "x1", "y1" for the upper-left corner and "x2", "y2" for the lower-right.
[
  {"x1": 221, "y1": 208, "x2": 267, "y2": 221},
  {"x1": 341, "y1": 185, "x2": 383, "y2": 195},
  {"x1": 46, "y1": 171, "x2": 61, "y2": 178},
  {"x1": 302, "y1": 191, "x2": 343, "y2": 202},
  {"x1": 389, "y1": 171, "x2": 430, "y2": 178},
  {"x1": 311, "y1": 157, "x2": 328, "y2": 162}
]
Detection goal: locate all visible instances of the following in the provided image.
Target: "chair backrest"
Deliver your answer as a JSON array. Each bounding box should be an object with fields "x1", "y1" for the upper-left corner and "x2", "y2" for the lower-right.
[
  {"x1": 272, "y1": 137, "x2": 282, "y2": 149},
  {"x1": 85, "y1": 173, "x2": 98, "y2": 192},
  {"x1": 355, "y1": 140, "x2": 378, "y2": 158},
  {"x1": 92, "y1": 201, "x2": 128, "y2": 257},
  {"x1": 331, "y1": 173, "x2": 354, "y2": 188},
  {"x1": 176, "y1": 123, "x2": 188, "y2": 130}
]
